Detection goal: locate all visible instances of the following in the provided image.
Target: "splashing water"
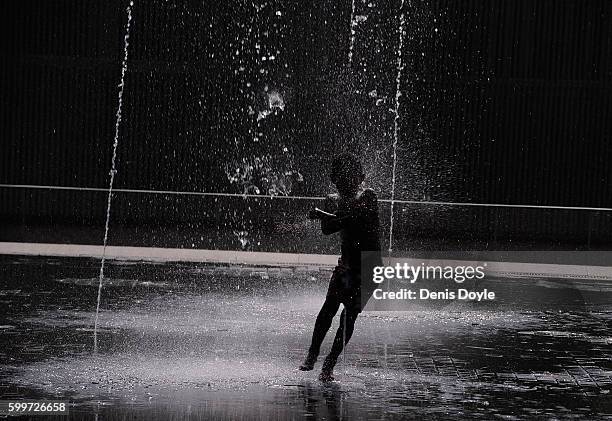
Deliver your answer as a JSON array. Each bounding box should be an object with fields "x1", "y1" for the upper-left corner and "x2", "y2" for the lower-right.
[
  {"x1": 342, "y1": 309, "x2": 347, "y2": 375},
  {"x1": 267, "y1": 91, "x2": 285, "y2": 111},
  {"x1": 257, "y1": 90, "x2": 285, "y2": 121},
  {"x1": 348, "y1": 0, "x2": 357, "y2": 64},
  {"x1": 93, "y1": 0, "x2": 133, "y2": 352},
  {"x1": 233, "y1": 230, "x2": 250, "y2": 250},
  {"x1": 388, "y1": 0, "x2": 406, "y2": 254},
  {"x1": 225, "y1": 155, "x2": 303, "y2": 197}
]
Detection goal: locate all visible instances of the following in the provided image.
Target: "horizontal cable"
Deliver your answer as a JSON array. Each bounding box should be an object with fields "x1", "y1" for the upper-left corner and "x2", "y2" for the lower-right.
[{"x1": 1, "y1": 184, "x2": 611, "y2": 212}]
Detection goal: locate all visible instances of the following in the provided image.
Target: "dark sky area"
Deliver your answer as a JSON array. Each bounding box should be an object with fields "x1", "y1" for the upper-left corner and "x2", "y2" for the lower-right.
[{"x1": 1, "y1": 1, "x2": 611, "y2": 244}]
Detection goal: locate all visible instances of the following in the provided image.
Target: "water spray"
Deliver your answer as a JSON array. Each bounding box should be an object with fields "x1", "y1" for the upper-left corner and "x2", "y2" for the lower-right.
[
  {"x1": 93, "y1": 0, "x2": 133, "y2": 352},
  {"x1": 348, "y1": 0, "x2": 357, "y2": 64},
  {"x1": 388, "y1": 0, "x2": 406, "y2": 253}
]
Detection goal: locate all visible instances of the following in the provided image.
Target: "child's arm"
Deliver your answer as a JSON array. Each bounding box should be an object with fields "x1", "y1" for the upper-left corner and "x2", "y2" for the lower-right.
[
  {"x1": 320, "y1": 212, "x2": 350, "y2": 235},
  {"x1": 327, "y1": 189, "x2": 378, "y2": 229},
  {"x1": 309, "y1": 208, "x2": 336, "y2": 218},
  {"x1": 309, "y1": 195, "x2": 345, "y2": 235},
  {"x1": 353, "y1": 189, "x2": 379, "y2": 222},
  {"x1": 309, "y1": 191, "x2": 379, "y2": 234}
]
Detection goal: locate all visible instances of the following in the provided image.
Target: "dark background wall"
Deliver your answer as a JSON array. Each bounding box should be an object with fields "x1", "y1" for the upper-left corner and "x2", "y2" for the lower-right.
[{"x1": 1, "y1": 0, "x2": 611, "y2": 251}]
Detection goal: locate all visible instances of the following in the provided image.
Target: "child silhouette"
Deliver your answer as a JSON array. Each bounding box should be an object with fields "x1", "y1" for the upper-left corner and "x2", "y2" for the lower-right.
[{"x1": 300, "y1": 153, "x2": 382, "y2": 381}]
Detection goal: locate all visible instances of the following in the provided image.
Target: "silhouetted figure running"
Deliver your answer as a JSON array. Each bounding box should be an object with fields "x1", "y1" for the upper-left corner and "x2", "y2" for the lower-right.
[{"x1": 300, "y1": 153, "x2": 382, "y2": 381}]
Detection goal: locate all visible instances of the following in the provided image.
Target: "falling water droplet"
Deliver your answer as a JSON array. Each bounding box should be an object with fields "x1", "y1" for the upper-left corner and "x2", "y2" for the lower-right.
[
  {"x1": 94, "y1": 0, "x2": 134, "y2": 353},
  {"x1": 388, "y1": 0, "x2": 406, "y2": 253}
]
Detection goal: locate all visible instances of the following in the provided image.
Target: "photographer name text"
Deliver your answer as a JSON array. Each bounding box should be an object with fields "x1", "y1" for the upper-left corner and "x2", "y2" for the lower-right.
[
  {"x1": 370, "y1": 262, "x2": 495, "y2": 302},
  {"x1": 372, "y1": 288, "x2": 495, "y2": 301}
]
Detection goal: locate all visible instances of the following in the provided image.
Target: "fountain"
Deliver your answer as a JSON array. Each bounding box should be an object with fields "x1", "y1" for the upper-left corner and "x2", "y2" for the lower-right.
[
  {"x1": 388, "y1": 0, "x2": 407, "y2": 253},
  {"x1": 93, "y1": 0, "x2": 134, "y2": 352},
  {"x1": 348, "y1": 0, "x2": 357, "y2": 64}
]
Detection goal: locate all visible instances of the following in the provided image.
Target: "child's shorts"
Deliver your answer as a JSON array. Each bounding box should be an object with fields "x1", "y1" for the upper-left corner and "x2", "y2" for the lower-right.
[{"x1": 326, "y1": 259, "x2": 365, "y2": 313}]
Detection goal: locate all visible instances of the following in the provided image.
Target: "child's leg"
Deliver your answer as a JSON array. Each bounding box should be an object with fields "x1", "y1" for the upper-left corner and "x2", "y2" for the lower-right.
[
  {"x1": 321, "y1": 308, "x2": 359, "y2": 374},
  {"x1": 300, "y1": 297, "x2": 340, "y2": 370},
  {"x1": 300, "y1": 263, "x2": 344, "y2": 371},
  {"x1": 307, "y1": 297, "x2": 340, "y2": 359}
]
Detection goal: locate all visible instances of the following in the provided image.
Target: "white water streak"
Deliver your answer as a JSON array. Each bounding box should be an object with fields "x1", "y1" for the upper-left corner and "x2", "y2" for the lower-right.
[
  {"x1": 342, "y1": 309, "x2": 347, "y2": 375},
  {"x1": 94, "y1": 1, "x2": 133, "y2": 352},
  {"x1": 348, "y1": 0, "x2": 357, "y2": 64},
  {"x1": 388, "y1": 0, "x2": 406, "y2": 253}
]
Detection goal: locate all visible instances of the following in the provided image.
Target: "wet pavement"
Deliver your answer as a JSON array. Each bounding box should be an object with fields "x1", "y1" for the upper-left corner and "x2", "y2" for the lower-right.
[{"x1": 0, "y1": 256, "x2": 611, "y2": 420}]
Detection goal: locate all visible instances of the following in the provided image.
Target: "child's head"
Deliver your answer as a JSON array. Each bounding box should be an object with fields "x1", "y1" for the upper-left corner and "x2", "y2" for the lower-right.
[{"x1": 330, "y1": 153, "x2": 364, "y2": 195}]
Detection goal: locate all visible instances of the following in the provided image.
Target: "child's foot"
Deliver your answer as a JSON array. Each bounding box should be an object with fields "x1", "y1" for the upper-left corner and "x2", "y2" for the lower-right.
[
  {"x1": 319, "y1": 356, "x2": 336, "y2": 381},
  {"x1": 318, "y1": 370, "x2": 334, "y2": 382},
  {"x1": 299, "y1": 354, "x2": 317, "y2": 371}
]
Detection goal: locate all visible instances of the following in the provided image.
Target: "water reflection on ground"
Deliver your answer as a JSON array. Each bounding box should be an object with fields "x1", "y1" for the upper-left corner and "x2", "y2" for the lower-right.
[{"x1": 0, "y1": 256, "x2": 611, "y2": 420}]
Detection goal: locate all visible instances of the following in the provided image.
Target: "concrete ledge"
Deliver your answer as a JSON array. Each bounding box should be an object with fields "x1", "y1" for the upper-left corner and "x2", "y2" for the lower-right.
[
  {"x1": 1, "y1": 242, "x2": 611, "y2": 280},
  {"x1": 0, "y1": 242, "x2": 338, "y2": 267}
]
